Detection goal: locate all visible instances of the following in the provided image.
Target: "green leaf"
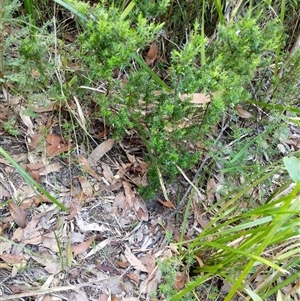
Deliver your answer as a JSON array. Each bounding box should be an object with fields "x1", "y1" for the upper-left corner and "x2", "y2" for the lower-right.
[{"x1": 283, "y1": 156, "x2": 300, "y2": 183}]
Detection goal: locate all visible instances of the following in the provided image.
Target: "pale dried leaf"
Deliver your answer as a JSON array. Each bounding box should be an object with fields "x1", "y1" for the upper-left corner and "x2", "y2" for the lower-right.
[
  {"x1": 40, "y1": 295, "x2": 53, "y2": 301},
  {"x1": 124, "y1": 245, "x2": 147, "y2": 272},
  {"x1": 39, "y1": 163, "x2": 62, "y2": 175},
  {"x1": 73, "y1": 96, "x2": 86, "y2": 130},
  {"x1": 31, "y1": 254, "x2": 61, "y2": 274},
  {"x1": 102, "y1": 163, "x2": 114, "y2": 183},
  {"x1": 42, "y1": 232, "x2": 59, "y2": 252},
  {"x1": 98, "y1": 294, "x2": 109, "y2": 301},
  {"x1": 206, "y1": 178, "x2": 217, "y2": 202},
  {"x1": 235, "y1": 104, "x2": 252, "y2": 118},
  {"x1": 139, "y1": 269, "x2": 161, "y2": 296},
  {"x1": 20, "y1": 108, "x2": 34, "y2": 135},
  {"x1": 41, "y1": 274, "x2": 54, "y2": 289},
  {"x1": 84, "y1": 238, "x2": 112, "y2": 258},
  {"x1": 123, "y1": 181, "x2": 135, "y2": 208},
  {"x1": 25, "y1": 162, "x2": 45, "y2": 171},
  {"x1": 88, "y1": 139, "x2": 115, "y2": 166},
  {"x1": 134, "y1": 196, "x2": 149, "y2": 221},
  {"x1": 32, "y1": 102, "x2": 58, "y2": 113},
  {"x1": 22, "y1": 233, "x2": 43, "y2": 245},
  {"x1": 69, "y1": 289, "x2": 89, "y2": 301},
  {"x1": 78, "y1": 155, "x2": 100, "y2": 179},
  {"x1": 12, "y1": 228, "x2": 24, "y2": 242},
  {"x1": 180, "y1": 93, "x2": 213, "y2": 104},
  {"x1": 113, "y1": 192, "x2": 126, "y2": 213},
  {"x1": 9, "y1": 202, "x2": 28, "y2": 228},
  {"x1": 0, "y1": 254, "x2": 26, "y2": 264},
  {"x1": 78, "y1": 176, "x2": 93, "y2": 197}
]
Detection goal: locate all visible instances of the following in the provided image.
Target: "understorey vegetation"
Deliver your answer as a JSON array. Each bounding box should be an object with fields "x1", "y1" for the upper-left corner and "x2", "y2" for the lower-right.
[{"x1": 0, "y1": 0, "x2": 299, "y2": 300}]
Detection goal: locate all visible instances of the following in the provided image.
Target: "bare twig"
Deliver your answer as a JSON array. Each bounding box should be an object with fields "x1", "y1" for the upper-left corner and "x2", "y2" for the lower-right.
[{"x1": 169, "y1": 116, "x2": 230, "y2": 218}]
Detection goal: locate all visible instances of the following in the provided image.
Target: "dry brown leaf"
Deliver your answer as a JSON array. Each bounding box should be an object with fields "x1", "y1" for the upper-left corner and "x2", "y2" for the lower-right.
[
  {"x1": 96, "y1": 127, "x2": 110, "y2": 138},
  {"x1": 123, "y1": 181, "x2": 135, "y2": 208},
  {"x1": 9, "y1": 202, "x2": 28, "y2": 228},
  {"x1": 46, "y1": 134, "x2": 72, "y2": 157},
  {"x1": 134, "y1": 196, "x2": 149, "y2": 221},
  {"x1": 124, "y1": 245, "x2": 147, "y2": 272},
  {"x1": 78, "y1": 155, "x2": 100, "y2": 179},
  {"x1": 25, "y1": 162, "x2": 45, "y2": 171},
  {"x1": 64, "y1": 32, "x2": 76, "y2": 42},
  {"x1": 140, "y1": 253, "x2": 156, "y2": 275},
  {"x1": 32, "y1": 195, "x2": 53, "y2": 206},
  {"x1": 46, "y1": 144, "x2": 70, "y2": 157},
  {"x1": 139, "y1": 269, "x2": 162, "y2": 296},
  {"x1": 72, "y1": 237, "x2": 94, "y2": 257},
  {"x1": 174, "y1": 271, "x2": 186, "y2": 290},
  {"x1": 126, "y1": 272, "x2": 140, "y2": 283},
  {"x1": 146, "y1": 42, "x2": 158, "y2": 65},
  {"x1": 235, "y1": 104, "x2": 252, "y2": 118},
  {"x1": 8, "y1": 284, "x2": 25, "y2": 293},
  {"x1": 194, "y1": 255, "x2": 204, "y2": 268},
  {"x1": 47, "y1": 134, "x2": 63, "y2": 146},
  {"x1": 28, "y1": 133, "x2": 44, "y2": 150},
  {"x1": 88, "y1": 139, "x2": 115, "y2": 166},
  {"x1": 78, "y1": 176, "x2": 93, "y2": 197},
  {"x1": 180, "y1": 93, "x2": 214, "y2": 104},
  {"x1": 0, "y1": 254, "x2": 26, "y2": 264},
  {"x1": 102, "y1": 163, "x2": 114, "y2": 183},
  {"x1": 42, "y1": 232, "x2": 59, "y2": 252},
  {"x1": 206, "y1": 177, "x2": 217, "y2": 202},
  {"x1": 157, "y1": 198, "x2": 175, "y2": 209},
  {"x1": 115, "y1": 261, "x2": 130, "y2": 269}
]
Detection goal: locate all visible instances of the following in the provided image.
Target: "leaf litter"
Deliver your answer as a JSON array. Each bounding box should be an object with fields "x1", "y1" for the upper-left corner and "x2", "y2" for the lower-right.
[{"x1": 0, "y1": 109, "x2": 173, "y2": 300}]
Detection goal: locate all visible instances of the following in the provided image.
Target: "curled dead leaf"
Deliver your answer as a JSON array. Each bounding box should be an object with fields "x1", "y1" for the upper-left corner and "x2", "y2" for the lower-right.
[{"x1": 146, "y1": 42, "x2": 158, "y2": 65}]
